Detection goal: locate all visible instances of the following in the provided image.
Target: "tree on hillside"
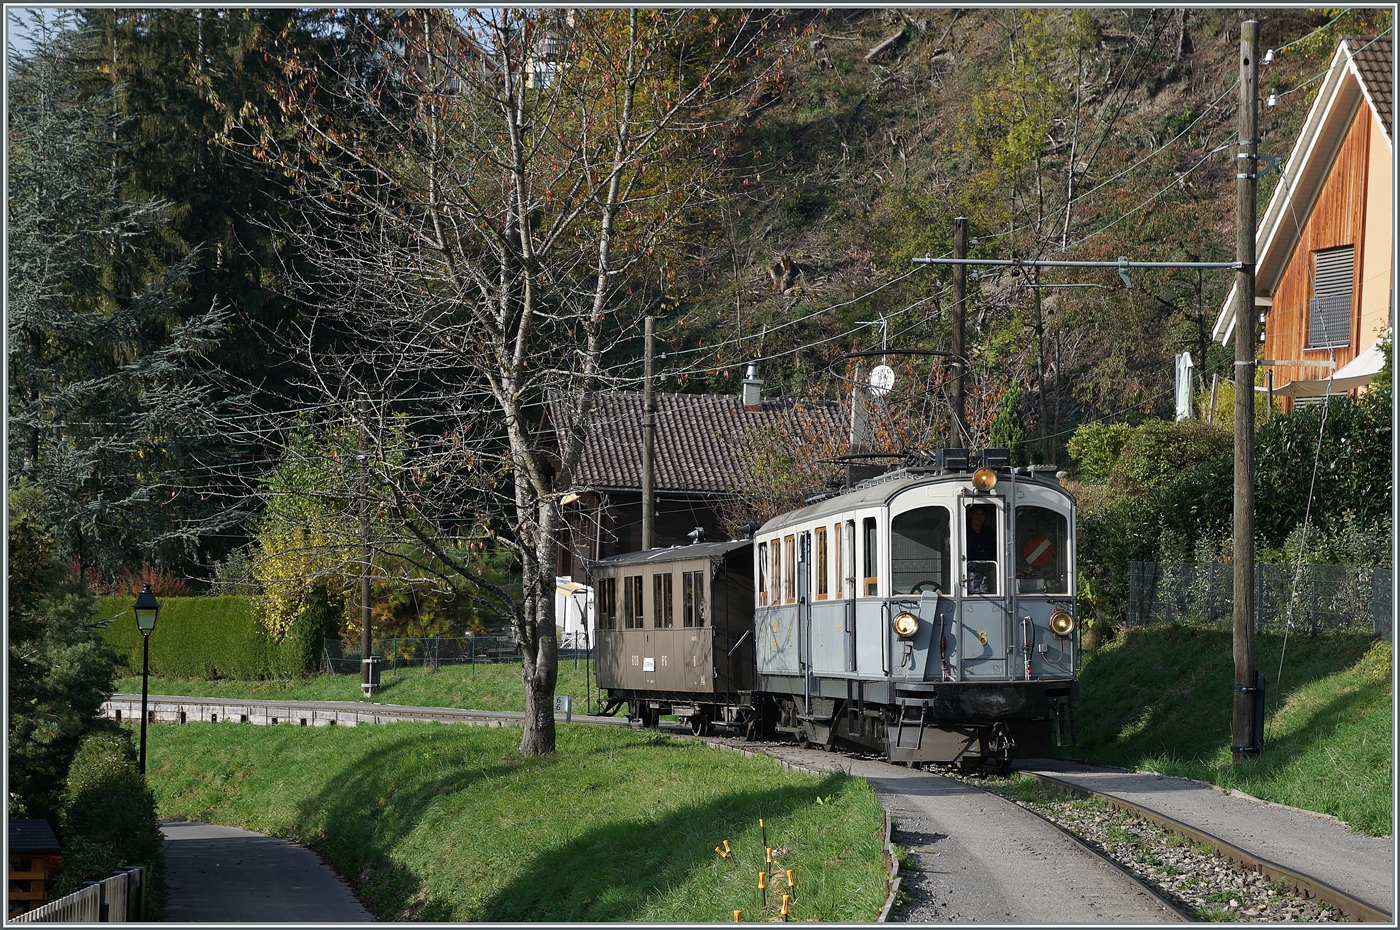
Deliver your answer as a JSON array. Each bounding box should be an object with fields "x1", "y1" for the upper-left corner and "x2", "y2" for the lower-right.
[
  {"x1": 6, "y1": 11, "x2": 243, "y2": 580},
  {"x1": 216, "y1": 8, "x2": 787, "y2": 754}
]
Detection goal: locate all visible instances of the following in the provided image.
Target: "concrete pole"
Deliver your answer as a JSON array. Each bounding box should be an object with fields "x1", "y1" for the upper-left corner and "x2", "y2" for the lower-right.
[
  {"x1": 952, "y1": 217, "x2": 968, "y2": 445},
  {"x1": 1232, "y1": 20, "x2": 1259, "y2": 760},
  {"x1": 641, "y1": 315, "x2": 656, "y2": 551}
]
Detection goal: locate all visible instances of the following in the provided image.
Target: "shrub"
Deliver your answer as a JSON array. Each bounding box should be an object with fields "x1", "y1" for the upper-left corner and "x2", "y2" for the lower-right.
[
  {"x1": 1067, "y1": 422, "x2": 1134, "y2": 482},
  {"x1": 97, "y1": 595, "x2": 273, "y2": 680},
  {"x1": 1108, "y1": 419, "x2": 1231, "y2": 496},
  {"x1": 51, "y1": 729, "x2": 164, "y2": 915},
  {"x1": 272, "y1": 583, "x2": 341, "y2": 678}
]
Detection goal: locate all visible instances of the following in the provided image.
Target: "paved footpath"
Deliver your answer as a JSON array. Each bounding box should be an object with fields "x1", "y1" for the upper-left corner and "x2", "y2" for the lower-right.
[
  {"x1": 162, "y1": 821, "x2": 373, "y2": 922},
  {"x1": 1019, "y1": 758, "x2": 1394, "y2": 919}
]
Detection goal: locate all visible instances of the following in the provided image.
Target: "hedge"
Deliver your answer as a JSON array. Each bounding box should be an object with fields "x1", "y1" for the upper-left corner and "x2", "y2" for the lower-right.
[{"x1": 96, "y1": 595, "x2": 273, "y2": 680}]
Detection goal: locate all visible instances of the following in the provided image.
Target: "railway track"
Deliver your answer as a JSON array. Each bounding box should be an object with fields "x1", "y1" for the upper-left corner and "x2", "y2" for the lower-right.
[{"x1": 108, "y1": 695, "x2": 1391, "y2": 922}]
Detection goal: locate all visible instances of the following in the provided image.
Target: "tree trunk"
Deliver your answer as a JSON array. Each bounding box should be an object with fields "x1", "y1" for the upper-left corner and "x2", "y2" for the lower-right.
[{"x1": 518, "y1": 498, "x2": 560, "y2": 755}]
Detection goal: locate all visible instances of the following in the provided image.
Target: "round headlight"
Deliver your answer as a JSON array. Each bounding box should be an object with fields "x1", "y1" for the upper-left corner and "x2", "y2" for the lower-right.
[
  {"x1": 892, "y1": 612, "x2": 919, "y2": 639},
  {"x1": 972, "y1": 467, "x2": 998, "y2": 492},
  {"x1": 1049, "y1": 609, "x2": 1075, "y2": 638}
]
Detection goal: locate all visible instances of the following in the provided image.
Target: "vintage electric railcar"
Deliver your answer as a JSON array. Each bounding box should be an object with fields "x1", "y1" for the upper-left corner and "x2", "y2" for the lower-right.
[{"x1": 592, "y1": 450, "x2": 1079, "y2": 765}]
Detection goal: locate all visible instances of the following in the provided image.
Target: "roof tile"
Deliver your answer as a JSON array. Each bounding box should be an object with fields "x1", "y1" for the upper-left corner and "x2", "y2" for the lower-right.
[{"x1": 1345, "y1": 36, "x2": 1393, "y2": 142}]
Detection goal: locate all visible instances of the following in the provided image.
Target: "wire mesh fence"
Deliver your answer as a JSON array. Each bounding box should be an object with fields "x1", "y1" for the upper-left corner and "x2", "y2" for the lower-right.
[
  {"x1": 323, "y1": 636, "x2": 594, "y2": 674},
  {"x1": 1128, "y1": 561, "x2": 1393, "y2": 639}
]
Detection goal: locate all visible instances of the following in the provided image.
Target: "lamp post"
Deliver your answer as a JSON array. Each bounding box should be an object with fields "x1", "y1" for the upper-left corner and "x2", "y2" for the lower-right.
[{"x1": 133, "y1": 583, "x2": 160, "y2": 775}]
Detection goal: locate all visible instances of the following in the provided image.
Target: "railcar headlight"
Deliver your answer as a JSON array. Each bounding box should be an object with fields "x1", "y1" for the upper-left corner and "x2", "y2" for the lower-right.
[
  {"x1": 893, "y1": 612, "x2": 920, "y2": 639},
  {"x1": 972, "y1": 467, "x2": 998, "y2": 492},
  {"x1": 1049, "y1": 609, "x2": 1075, "y2": 638}
]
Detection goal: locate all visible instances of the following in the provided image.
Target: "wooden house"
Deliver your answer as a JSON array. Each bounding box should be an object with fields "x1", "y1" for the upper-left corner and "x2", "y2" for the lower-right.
[
  {"x1": 1213, "y1": 36, "x2": 1392, "y2": 407},
  {"x1": 8, "y1": 819, "x2": 59, "y2": 919},
  {"x1": 547, "y1": 373, "x2": 845, "y2": 579}
]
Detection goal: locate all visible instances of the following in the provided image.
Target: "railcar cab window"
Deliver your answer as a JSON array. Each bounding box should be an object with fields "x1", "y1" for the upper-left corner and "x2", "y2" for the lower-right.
[
  {"x1": 964, "y1": 503, "x2": 998, "y2": 595},
  {"x1": 1015, "y1": 506, "x2": 1069, "y2": 594},
  {"x1": 757, "y1": 542, "x2": 769, "y2": 606},
  {"x1": 862, "y1": 517, "x2": 879, "y2": 596},
  {"x1": 815, "y1": 526, "x2": 829, "y2": 599},
  {"x1": 622, "y1": 574, "x2": 644, "y2": 629},
  {"x1": 599, "y1": 576, "x2": 617, "y2": 629},
  {"x1": 683, "y1": 570, "x2": 706, "y2": 626},
  {"x1": 654, "y1": 572, "x2": 674, "y2": 627},
  {"x1": 891, "y1": 507, "x2": 951, "y2": 595}
]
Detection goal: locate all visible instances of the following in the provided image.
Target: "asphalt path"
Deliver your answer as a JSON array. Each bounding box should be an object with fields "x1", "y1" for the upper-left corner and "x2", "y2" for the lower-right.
[
  {"x1": 727, "y1": 741, "x2": 1184, "y2": 923},
  {"x1": 161, "y1": 821, "x2": 373, "y2": 922}
]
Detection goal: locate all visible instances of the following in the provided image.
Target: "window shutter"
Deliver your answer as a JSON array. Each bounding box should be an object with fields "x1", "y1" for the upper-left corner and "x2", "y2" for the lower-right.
[{"x1": 1309, "y1": 246, "x2": 1354, "y2": 348}]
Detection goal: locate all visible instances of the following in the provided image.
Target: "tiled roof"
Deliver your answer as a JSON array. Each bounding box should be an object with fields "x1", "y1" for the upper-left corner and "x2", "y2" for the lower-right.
[
  {"x1": 1345, "y1": 36, "x2": 1393, "y2": 142},
  {"x1": 551, "y1": 390, "x2": 846, "y2": 495},
  {"x1": 9, "y1": 818, "x2": 59, "y2": 854}
]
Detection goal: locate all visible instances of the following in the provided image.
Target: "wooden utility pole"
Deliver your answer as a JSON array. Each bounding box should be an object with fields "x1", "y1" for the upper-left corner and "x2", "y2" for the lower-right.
[
  {"x1": 641, "y1": 315, "x2": 656, "y2": 551},
  {"x1": 359, "y1": 392, "x2": 376, "y2": 697},
  {"x1": 1232, "y1": 20, "x2": 1259, "y2": 760},
  {"x1": 952, "y1": 217, "x2": 968, "y2": 444}
]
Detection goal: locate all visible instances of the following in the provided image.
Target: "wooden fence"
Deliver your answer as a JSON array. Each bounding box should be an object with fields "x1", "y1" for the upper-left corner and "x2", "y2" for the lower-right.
[{"x1": 10, "y1": 867, "x2": 144, "y2": 923}]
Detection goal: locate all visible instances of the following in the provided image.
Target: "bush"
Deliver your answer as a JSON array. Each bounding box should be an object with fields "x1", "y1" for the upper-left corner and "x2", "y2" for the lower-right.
[
  {"x1": 1108, "y1": 418, "x2": 1231, "y2": 496},
  {"x1": 51, "y1": 729, "x2": 164, "y2": 915},
  {"x1": 272, "y1": 584, "x2": 340, "y2": 678},
  {"x1": 97, "y1": 595, "x2": 273, "y2": 680},
  {"x1": 1067, "y1": 422, "x2": 1134, "y2": 482}
]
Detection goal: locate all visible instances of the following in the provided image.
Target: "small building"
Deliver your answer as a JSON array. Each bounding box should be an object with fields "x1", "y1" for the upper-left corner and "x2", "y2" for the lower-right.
[
  {"x1": 548, "y1": 370, "x2": 845, "y2": 579},
  {"x1": 1213, "y1": 36, "x2": 1392, "y2": 407},
  {"x1": 8, "y1": 819, "x2": 60, "y2": 919}
]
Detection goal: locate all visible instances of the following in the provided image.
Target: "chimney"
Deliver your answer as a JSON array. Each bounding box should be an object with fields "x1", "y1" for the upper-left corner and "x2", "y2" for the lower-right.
[{"x1": 742, "y1": 363, "x2": 762, "y2": 410}]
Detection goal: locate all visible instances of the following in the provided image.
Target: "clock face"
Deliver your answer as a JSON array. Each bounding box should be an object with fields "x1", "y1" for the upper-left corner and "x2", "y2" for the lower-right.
[{"x1": 869, "y1": 364, "x2": 895, "y2": 396}]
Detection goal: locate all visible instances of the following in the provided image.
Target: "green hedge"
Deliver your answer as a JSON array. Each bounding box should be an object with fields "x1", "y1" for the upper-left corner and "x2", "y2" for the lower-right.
[{"x1": 96, "y1": 595, "x2": 274, "y2": 680}]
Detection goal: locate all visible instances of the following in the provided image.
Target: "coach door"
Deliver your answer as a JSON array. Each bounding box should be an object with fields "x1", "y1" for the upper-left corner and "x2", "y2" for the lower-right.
[{"x1": 958, "y1": 497, "x2": 1010, "y2": 680}]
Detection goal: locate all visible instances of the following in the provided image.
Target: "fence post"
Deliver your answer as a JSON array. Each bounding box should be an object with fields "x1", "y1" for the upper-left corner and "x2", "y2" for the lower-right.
[
  {"x1": 1127, "y1": 561, "x2": 1139, "y2": 628},
  {"x1": 1254, "y1": 561, "x2": 1264, "y2": 635}
]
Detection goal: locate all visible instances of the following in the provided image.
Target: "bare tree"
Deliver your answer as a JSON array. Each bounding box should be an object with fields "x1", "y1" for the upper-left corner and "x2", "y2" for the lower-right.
[{"x1": 216, "y1": 8, "x2": 784, "y2": 754}]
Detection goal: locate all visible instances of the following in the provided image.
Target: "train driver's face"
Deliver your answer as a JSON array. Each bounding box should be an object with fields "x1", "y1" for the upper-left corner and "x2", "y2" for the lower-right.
[{"x1": 968, "y1": 507, "x2": 987, "y2": 531}]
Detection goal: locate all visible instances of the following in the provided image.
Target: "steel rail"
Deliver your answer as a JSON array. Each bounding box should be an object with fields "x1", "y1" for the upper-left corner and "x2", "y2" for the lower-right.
[
  {"x1": 1022, "y1": 770, "x2": 1392, "y2": 924},
  {"x1": 948, "y1": 774, "x2": 1193, "y2": 923}
]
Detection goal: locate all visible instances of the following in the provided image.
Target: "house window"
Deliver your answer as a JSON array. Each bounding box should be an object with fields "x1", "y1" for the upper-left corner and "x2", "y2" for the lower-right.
[
  {"x1": 599, "y1": 577, "x2": 617, "y2": 630},
  {"x1": 1309, "y1": 246, "x2": 1354, "y2": 349},
  {"x1": 783, "y1": 535, "x2": 796, "y2": 603},
  {"x1": 653, "y1": 572, "x2": 673, "y2": 627},
  {"x1": 622, "y1": 575, "x2": 644, "y2": 629},
  {"x1": 757, "y1": 542, "x2": 768, "y2": 606},
  {"x1": 815, "y1": 526, "x2": 829, "y2": 599},
  {"x1": 683, "y1": 570, "x2": 706, "y2": 627}
]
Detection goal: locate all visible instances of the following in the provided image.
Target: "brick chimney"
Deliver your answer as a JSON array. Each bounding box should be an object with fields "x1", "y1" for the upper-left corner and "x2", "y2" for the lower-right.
[{"x1": 742, "y1": 363, "x2": 762, "y2": 410}]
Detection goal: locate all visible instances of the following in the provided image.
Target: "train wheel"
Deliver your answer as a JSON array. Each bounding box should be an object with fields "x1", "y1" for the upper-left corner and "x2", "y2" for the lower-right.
[
  {"x1": 689, "y1": 713, "x2": 711, "y2": 737},
  {"x1": 638, "y1": 704, "x2": 659, "y2": 729}
]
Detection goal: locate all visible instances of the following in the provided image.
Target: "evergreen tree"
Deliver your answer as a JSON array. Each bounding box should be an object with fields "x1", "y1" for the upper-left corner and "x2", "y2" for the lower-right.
[{"x1": 7, "y1": 11, "x2": 241, "y2": 579}]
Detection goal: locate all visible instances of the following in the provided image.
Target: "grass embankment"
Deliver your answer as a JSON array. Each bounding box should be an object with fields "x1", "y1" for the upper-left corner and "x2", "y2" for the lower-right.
[
  {"x1": 147, "y1": 723, "x2": 887, "y2": 921},
  {"x1": 1068, "y1": 628, "x2": 1391, "y2": 836},
  {"x1": 115, "y1": 660, "x2": 597, "y2": 713}
]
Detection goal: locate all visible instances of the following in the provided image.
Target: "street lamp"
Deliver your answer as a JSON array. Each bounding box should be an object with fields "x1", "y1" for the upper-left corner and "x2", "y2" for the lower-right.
[{"x1": 133, "y1": 584, "x2": 160, "y2": 775}]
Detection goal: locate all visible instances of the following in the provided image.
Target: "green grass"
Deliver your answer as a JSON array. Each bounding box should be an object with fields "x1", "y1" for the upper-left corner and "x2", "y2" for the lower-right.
[
  {"x1": 115, "y1": 660, "x2": 599, "y2": 714},
  {"x1": 1067, "y1": 628, "x2": 1392, "y2": 835},
  {"x1": 145, "y1": 722, "x2": 887, "y2": 921}
]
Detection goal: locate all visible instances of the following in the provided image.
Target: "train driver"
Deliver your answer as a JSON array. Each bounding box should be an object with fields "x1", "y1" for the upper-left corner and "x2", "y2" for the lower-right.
[{"x1": 965, "y1": 503, "x2": 998, "y2": 594}]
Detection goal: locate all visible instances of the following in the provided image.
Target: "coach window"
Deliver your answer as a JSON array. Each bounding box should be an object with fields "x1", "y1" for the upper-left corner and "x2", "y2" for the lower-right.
[
  {"x1": 1015, "y1": 506, "x2": 1069, "y2": 594},
  {"x1": 891, "y1": 507, "x2": 950, "y2": 595},
  {"x1": 757, "y1": 542, "x2": 769, "y2": 606},
  {"x1": 814, "y1": 526, "x2": 829, "y2": 599},
  {"x1": 654, "y1": 572, "x2": 674, "y2": 627},
  {"x1": 783, "y1": 535, "x2": 796, "y2": 603},
  {"x1": 964, "y1": 503, "x2": 998, "y2": 595},
  {"x1": 683, "y1": 570, "x2": 706, "y2": 627},
  {"x1": 623, "y1": 574, "x2": 644, "y2": 629},
  {"x1": 599, "y1": 577, "x2": 617, "y2": 629},
  {"x1": 832, "y1": 524, "x2": 844, "y2": 599},
  {"x1": 862, "y1": 517, "x2": 879, "y2": 596}
]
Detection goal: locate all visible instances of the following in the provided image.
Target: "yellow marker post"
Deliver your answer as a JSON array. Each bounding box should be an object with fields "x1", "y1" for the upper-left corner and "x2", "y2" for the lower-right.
[
  {"x1": 781, "y1": 894, "x2": 792, "y2": 921},
  {"x1": 733, "y1": 910, "x2": 742, "y2": 922},
  {"x1": 786, "y1": 869, "x2": 796, "y2": 901},
  {"x1": 758, "y1": 870, "x2": 767, "y2": 906},
  {"x1": 723, "y1": 840, "x2": 732, "y2": 855}
]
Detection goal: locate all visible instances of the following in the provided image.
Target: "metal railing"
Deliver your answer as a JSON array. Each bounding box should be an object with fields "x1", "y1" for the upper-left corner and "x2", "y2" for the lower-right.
[
  {"x1": 11, "y1": 867, "x2": 144, "y2": 923},
  {"x1": 322, "y1": 636, "x2": 594, "y2": 675},
  {"x1": 1128, "y1": 561, "x2": 1392, "y2": 639}
]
